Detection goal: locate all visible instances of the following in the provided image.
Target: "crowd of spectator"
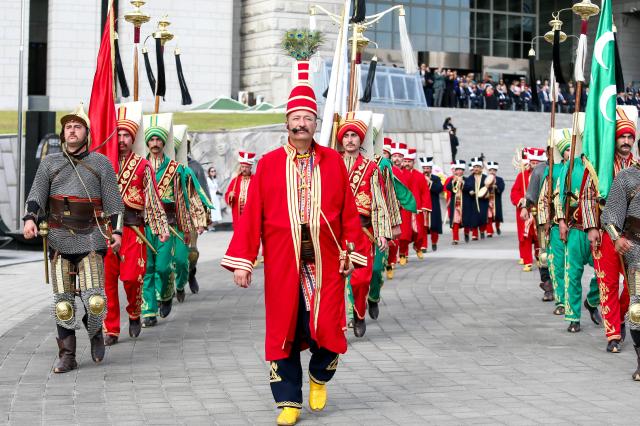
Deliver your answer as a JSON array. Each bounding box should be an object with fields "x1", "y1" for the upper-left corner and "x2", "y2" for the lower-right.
[{"x1": 419, "y1": 64, "x2": 640, "y2": 114}]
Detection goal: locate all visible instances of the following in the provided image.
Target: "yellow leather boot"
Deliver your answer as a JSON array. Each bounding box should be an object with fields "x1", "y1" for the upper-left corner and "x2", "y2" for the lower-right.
[
  {"x1": 276, "y1": 407, "x2": 301, "y2": 425},
  {"x1": 309, "y1": 380, "x2": 327, "y2": 411}
]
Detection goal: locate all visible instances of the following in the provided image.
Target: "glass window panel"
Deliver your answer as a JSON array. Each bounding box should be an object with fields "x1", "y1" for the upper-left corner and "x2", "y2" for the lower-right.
[
  {"x1": 493, "y1": 40, "x2": 507, "y2": 57},
  {"x1": 476, "y1": 0, "x2": 491, "y2": 9},
  {"x1": 459, "y1": 11, "x2": 470, "y2": 38},
  {"x1": 391, "y1": 75, "x2": 408, "y2": 100},
  {"x1": 470, "y1": 12, "x2": 476, "y2": 37},
  {"x1": 427, "y1": 0, "x2": 442, "y2": 5},
  {"x1": 411, "y1": 7, "x2": 427, "y2": 34},
  {"x1": 494, "y1": 0, "x2": 507, "y2": 11},
  {"x1": 460, "y1": 38, "x2": 470, "y2": 53},
  {"x1": 376, "y1": 4, "x2": 393, "y2": 32},
  {"x1": 523, "y1": 0, "x2": 535, "y2": 14},
  {"x1": 411, "y1": 34, "x2": 428, "y2": 51},
  {"x1": 508, "y1": 15, "x2": 521, "y2": 41},
  {"x1": 476, "y1": 12, "x2": 490, "y2": 38},
  {"x1": 443, "y1": 37, "x2": 459, "y2": 52},
  {"x1": 522, "y1": 16, "x2": 534, "y2": 41},
  {"x1": 475, "y1": 39, "x2": 490, "y2": 55},
  {"x1": 426, "y1": 8, "x2": 442, "y2": 35},
  {"x1": 507, "y1": 41, "x2": 521, "y2": 58},
  {"x1": 444, "y1": 10, "x2": 459, "y2": 36},
  {"x1": 509, "y1": 0, "x2": 521, "y2": 13},
  {"x1": 444, "y1": 0, "x2": 459, "y2": 7},
  {"x1": 427, "y1": 35, "x2": 443, "y2": 51},
  {"x1": 374, "y1": 32, "x2": 392, "y2": 50},
  {"x1": 494, "y1": 13, "x2": 507, "y2": 40}
]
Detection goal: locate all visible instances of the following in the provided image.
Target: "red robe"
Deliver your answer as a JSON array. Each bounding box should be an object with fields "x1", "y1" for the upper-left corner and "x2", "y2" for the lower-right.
[
  {"x1": 225, "y1": 174, "x2": 253, "y2": 225},
  {"x1": 221, "y1": 143, "x2": 367, "y2": 361},
  {"x1": 510, "y1": 169, "x2": 534, "y2": 242}
]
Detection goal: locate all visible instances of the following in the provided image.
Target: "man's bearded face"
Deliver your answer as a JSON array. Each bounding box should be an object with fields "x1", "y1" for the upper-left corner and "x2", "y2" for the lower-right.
[
  {"x1": 118, "y1": 130, "x2": 134, "y2": 155},
  {"x1": 240, "y1": 164, "x2": 252, "y2": 176},
  {"x1": 63, "y1": 120, "x2": 88, "y2": 151},
  {"x1": 616, "y1": 133, "x2": 635, "y2": 156},
  {"x1": 391, "y1": 154, "x2": 403, "y2": 166},
  {"x1": 341, "y1": 131, "x2": 361, "y2": 154},
  {"x1": 147, "y1": 136, "x2": 165, "y2": 155}
]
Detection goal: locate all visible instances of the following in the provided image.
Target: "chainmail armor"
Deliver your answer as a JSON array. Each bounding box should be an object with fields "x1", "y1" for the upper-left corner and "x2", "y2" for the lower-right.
[
  {"x1": 51, "y1": 292, "x2": 78, "y2": 330},
  {"x1": 26, "y1": 152, "x2": 124, "y2": 254}
]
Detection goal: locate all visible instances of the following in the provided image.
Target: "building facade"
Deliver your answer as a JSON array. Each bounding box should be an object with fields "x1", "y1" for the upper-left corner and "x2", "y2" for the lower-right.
[{"x1": 1, "y1": 0, "x2": 639, "y2": 112}]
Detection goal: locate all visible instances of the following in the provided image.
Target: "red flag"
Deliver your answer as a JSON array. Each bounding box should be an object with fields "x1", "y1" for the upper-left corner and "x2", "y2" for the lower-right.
[{"x1": 89, "y1": 1, "x2": 118, "y2": 171}]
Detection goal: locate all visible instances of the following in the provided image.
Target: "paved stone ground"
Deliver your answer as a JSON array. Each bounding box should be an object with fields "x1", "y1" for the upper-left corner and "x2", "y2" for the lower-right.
[{"x1": 1, "y1": 230, "x2": 639, "y2": 425}]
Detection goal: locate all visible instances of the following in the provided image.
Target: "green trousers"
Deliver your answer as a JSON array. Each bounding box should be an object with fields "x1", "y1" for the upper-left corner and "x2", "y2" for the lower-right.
[
  {"x1": 547, "y1": 226, "x2": 565, "y2": 308},
  {"x1": 142, "y1": 226, "x2": 176, "y2": 317},
  {"x1": 563, "y1": 228, "x2": 600, "y2": 322},
  {"x1": 174, "y1": 231, "x2": 189, "y2": 291},
  {"x1": 368, "y1": 246, "x2": 387, "y2": 303}
]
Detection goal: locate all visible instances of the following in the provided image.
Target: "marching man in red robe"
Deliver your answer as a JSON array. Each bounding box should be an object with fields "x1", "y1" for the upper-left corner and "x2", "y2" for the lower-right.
[
  {"x1": 221, "y1": 64, "x2": 367, "y2": 426},
  {"x1": 338, "y1": 114, "x2": 392, "y2": 337},
  {"x1": 225, "y1": 151, "x2": 255, "y2": 226},
  {"x1": 387, "y1": 141, "x2": 408, "y2": 271},
  {"x1": 103, "y1": 103, "x2": 169, "y2": 345},
  {"x1": 399, "y1": 148, "x2": 431, "y2": 261},
  {"x1": 511, "y1": 147, "x2": 544, "y2": 272}
]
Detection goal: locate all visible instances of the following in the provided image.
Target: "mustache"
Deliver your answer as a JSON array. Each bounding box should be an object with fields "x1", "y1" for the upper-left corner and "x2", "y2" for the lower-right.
[{"x1": 291, "y1": 126, "x2": 309, "y2": 134}]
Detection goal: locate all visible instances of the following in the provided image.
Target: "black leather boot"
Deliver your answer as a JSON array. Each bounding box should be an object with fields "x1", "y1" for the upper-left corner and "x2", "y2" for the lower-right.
[
  {"x1": 567, "y1": 321, "x2": 581, "y2": 333},
  {"x1": 353, "y1": 316, "x2": 366, "y2": 337},
  {"x1": 90, "y1": 331, "x2": 105, "y2": 363},
  {"x1": 104, "y1": 334, "x2": 118, "y2": 346},
  {"x1": 188, "y1": 267, "x2": 199, "y2": 294},
  {"x1": 53, "y1": 335, "x2": 78, "y2": 373},
  {"x1": 129, "y1": 318, "x2": 141, "y2": 337},
  {"x1": 159, "y1": 298, "x2": 173, "y2": 318},
  {"x1": 584, "y1": 299, "x2": 602, "y2": 325},
  {"x1": 176, "y1": 289, "x2": 185, "y2": 303},
  {"x1": 368, "y1": 301, "x2": 379, "y2": 320},
  {"x1": 633, "y1": 346, "x2": 640, "y2": 381}
]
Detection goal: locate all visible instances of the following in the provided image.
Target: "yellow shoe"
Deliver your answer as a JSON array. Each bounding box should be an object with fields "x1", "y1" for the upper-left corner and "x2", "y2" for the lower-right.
[
  {"x1": 276, "y1": 407, "x2": 301, "y2": 426},
  {"x1": 309, "y1": 381, "x2": 327, "y2": 411},
  {"x1": 518, "y1": 258, "x2": 524, "y2": 265},
  {"x1": 399, "y1": 256, "x2": 407, "y2": 266},
  {"x1": 523, "y1": 264, "x2": 533, "y2": 272},
  {"x1": 416, "y1": 250, "x2": 424, "y2": 260},
  {"x1": 386, "y1": 268, "x2": 394, "y2": 280}
]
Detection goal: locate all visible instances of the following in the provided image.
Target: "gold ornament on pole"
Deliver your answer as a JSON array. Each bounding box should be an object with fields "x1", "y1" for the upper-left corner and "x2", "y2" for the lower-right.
[
  {"x1": 572, "y1": 0, "x2": 600, "y2": 21},
  {"x1": 124, "y1": 1, "x2": 151, "y2": 101},
  {"x1": 544, "y1": 16, "x2": 567, "y2": 44}
]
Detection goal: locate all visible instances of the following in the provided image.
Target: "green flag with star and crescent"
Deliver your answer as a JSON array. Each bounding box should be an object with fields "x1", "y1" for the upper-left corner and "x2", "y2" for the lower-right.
[{"x1": 582, "y1": 0, "x2": 616, "y2": 198}]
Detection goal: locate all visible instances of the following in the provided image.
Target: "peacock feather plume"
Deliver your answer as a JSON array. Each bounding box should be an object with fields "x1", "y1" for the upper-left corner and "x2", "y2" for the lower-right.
[{"x1": 281, "y1": 29, "x2": 324, "y2": 61}]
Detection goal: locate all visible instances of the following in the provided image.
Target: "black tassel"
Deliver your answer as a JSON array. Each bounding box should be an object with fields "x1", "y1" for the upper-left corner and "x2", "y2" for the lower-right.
[
  {"x1": 322, "y1": 86, "x2": 329, "y2": 98},
  {"x1": 142, "y1": 48, "x2": 156, "y2": 95},
  {"x1": 552, "y1": 30, "x2": 566, "y2": 85},
  {"x1": 359, "y1": 58, "x2": 377, "y2": 103},
  {"x1": 528, "y1": 55, "x2": 539, "y2": 110},
  {"x1": 175, "y1": 52, "x2": 192, "y2": 105},
  {"x1": 350, "y1": 0, "x2": 366, "y2": 23},
  {"x1": 614, "y1": 32, "x2": 625, "y2": 94},
  {"x1": 155, "y1": 37, "x2": 166, "y2": 98},
  {"x1": 114, "y1": 37, "x2": 130, "y2": 98}
]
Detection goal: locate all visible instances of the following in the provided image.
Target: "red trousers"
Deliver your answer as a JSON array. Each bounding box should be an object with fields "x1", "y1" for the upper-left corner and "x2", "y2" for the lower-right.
[
  {"x1": 425, "y1": 229, "x2": 439, "y2": 247},
  {"x1": 351, "y1": 241, "x2": 374, "y2": 319},
  {"x1": 103, "y1": 225, "x2": 147, "y2": 336},
  {"x1": 452, "y1": 223, "x2": 461, "y2": 242},
  {"x1": 486, "y1": 218, "x2": 500, "y2": 235},
  {"x1": 465, "y1": 227, "x2": 480, "y2": 239},
  {"x1": 592, "y1": 232, "x2": 629, "y2": 341},
  {"x1": 388, "y1": 239, "x2": 398, "y2": 265}
]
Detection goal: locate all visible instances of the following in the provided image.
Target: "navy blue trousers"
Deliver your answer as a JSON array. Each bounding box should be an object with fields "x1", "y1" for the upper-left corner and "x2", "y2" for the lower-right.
[{"x1": 270, "y1": 290, "x2": 339, "y2": 408}]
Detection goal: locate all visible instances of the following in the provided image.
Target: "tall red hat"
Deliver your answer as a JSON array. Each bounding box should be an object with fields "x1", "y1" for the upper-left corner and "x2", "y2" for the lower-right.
[
  {"x1": 286, "y1": 61, "x2": 317, "y2": 117},
  {"x1": 383, "y1": 137, "x2": 393, "y2": 154},
  {"x1": 524, "y1": 147, "x2": 546, "y2": 162},
  {"x1": 238, "y1": 151, "x2": 256, "y2": 166},
  {"x1": 405, "y1": 148, "x2": 417, "y2": 160},
  {"x1": 390, "y1": 141, "x2": 406, "y2": 156}
]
